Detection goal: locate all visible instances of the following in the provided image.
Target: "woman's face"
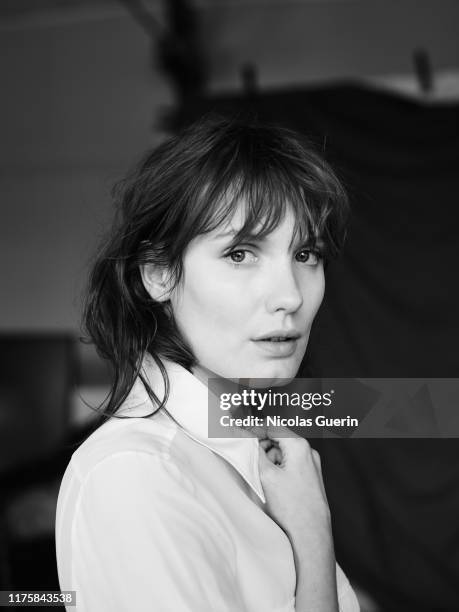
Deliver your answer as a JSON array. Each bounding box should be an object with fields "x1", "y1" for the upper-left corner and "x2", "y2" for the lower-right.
[{"x1": 169, "y1": 205, "x2": 325, "y2": 385}]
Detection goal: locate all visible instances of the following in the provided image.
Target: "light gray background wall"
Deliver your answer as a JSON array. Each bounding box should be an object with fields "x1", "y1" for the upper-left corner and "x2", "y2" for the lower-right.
[{"x1": 1, "y1": 0, "x2": 458, "y2": 331}]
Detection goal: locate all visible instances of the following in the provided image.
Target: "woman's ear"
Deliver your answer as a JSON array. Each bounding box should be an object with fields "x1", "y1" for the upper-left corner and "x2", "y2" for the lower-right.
[{"x1": 140, "y1": 263, "x2": 172, "y2": 303}]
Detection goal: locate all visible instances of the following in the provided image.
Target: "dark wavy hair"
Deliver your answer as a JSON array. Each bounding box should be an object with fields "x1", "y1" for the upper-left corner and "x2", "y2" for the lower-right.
[{"x1": 83, "y1": 114, "x2": 349, "y2": 422}]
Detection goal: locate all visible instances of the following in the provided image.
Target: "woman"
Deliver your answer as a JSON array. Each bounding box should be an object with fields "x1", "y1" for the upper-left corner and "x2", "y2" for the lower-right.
[{"x1": 56, "y1": 115, "x2": 359, "y2": 611}]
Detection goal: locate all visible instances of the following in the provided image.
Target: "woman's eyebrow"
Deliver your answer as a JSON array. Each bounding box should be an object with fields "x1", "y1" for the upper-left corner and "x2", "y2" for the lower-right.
[
  {"x1": 214, "y1": 228, "x2": 265, "y2": 241},
  {"x1": 289, "y1": 236, "x2": 325, "y2": 251}
]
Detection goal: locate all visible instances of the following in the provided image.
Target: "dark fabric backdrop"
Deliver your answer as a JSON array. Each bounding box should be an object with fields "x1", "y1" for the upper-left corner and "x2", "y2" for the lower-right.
[{"x1": 178, "y1": 85, "x2": 459, "y2": 611}]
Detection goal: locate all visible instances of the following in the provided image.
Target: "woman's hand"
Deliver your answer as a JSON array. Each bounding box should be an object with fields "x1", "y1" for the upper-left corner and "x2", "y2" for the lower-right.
[
  {"x1": 258, "y1": 430, "x2": 331, "y2": 538},
  {"x1": 258, "y1": 430, "x2": 339, "y2": 612}
]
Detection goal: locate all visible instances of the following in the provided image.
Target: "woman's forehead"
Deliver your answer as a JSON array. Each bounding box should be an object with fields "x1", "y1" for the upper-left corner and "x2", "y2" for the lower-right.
[{"x1": 205, "y1": 204, "x2": 313, "y2": 249}]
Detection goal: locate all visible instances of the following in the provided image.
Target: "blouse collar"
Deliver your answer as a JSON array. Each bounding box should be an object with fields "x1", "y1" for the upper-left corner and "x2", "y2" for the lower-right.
[{"x1": 117, "y1": 354, "x2": 266, "y2": 503}]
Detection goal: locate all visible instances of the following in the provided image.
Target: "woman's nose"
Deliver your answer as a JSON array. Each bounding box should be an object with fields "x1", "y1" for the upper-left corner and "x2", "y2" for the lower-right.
[{"x1": 264, "y1": 263, "x2": 304, "y2": 314}]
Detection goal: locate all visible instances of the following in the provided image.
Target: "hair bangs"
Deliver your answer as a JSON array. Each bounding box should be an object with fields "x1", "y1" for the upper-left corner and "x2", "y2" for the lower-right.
[{"x1": 185, "y1": 159, "x2": 337, "y2": 256}]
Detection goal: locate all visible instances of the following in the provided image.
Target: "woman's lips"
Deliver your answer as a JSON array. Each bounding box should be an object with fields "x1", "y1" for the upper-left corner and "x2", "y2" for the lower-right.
[{"x1": 252, "y1": 338, "x2": 298, "y2": 357}]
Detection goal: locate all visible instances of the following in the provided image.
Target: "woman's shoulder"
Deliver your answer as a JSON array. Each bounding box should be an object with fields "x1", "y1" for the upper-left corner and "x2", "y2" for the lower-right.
[
  {"x1": 55, "y1": 411, "x2": 199, "y2": 570},
  {"x1": 67, "y1": 409, "x2": 179, "y2": 485}
]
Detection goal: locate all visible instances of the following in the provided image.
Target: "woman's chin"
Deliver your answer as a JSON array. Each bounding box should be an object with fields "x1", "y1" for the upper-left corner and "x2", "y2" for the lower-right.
[
  {"x1": 232, "y1": 361, "x2": 301, "y2": 387},
  {"x1": 197, "y1": 352, "x2": 304, "y2": 387},
  {"x1": 246, "y1": 376, "x2": 295, "y2": 389}
]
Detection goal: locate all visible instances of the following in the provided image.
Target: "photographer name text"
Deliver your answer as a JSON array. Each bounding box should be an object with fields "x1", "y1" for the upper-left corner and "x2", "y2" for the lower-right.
[{"x1": 219, "y1": 414, "x2": 359, "y2": 428}]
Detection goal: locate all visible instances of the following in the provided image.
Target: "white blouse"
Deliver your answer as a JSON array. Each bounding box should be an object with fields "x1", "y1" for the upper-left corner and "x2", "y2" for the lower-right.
[{"x1": 56, "y1": 357, "x2": 360, "y2": 612}]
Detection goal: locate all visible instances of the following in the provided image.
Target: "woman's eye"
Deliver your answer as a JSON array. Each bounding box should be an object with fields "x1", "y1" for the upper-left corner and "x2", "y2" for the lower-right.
[
  {"x1": 295, "y1": 249, "x2": 320, "y2": 265},
  {"x1": 226, "y1": 249, "x2": 257, "y2": 265}
]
